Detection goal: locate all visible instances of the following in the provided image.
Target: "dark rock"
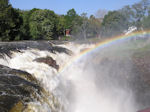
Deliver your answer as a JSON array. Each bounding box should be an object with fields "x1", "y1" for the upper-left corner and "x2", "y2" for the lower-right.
[
  {"x1": 0, "y1": 41, "x2": 72, "y2": 58},
  {"x1": 34, "y1": 56, "x2": 59, "y2": 70},
  {"x1": 0, "y1": 64, "x2": 41, "y2": 112},
  {"x1": 0, "y1": 65, "x2": 39, "y2": 84},
  {"x1": 0, "y1": 41, "x2": 53, "y2": 58},
  {"x1": 52, "y1": 46, "x2": 73, "y2": 55}
]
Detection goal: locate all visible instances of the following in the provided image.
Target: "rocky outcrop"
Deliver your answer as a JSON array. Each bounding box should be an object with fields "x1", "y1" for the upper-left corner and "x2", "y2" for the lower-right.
[
  {"x1": 34, "y1": 56, "x2": 59, "y2": 70},
  {"x1": 52, "y1": 46, "x2": 73, "y2": 55},
  {"x1": 0, "y1": 41, "x2": 73, "y2": 112},
  {"x1": 0, "y1": 65, "x2": 41, "y2": 112},
  {"x1": 0, "y1": 41, "x2": 72, "y2": 58},
  {"x1": 0, "y1": 41, "x2": 52, "y2": 58}
]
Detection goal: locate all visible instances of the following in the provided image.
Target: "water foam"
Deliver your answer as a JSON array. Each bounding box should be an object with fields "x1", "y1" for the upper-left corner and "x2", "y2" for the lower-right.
[{"x1": 0, "y1": 40, "x2": 148, "y2": 112}]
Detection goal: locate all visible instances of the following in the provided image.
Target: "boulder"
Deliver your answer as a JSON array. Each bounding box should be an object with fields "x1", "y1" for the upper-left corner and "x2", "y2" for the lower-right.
[
  {"x1": 34, "y1": 56, "x2": 59, "y2": 70},
  {"x1": 0, "y1": 65, "x2": 41, "y2": 112}
]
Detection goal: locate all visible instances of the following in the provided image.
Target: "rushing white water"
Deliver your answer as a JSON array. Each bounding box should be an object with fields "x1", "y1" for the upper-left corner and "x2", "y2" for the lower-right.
[
  {"x1": 0, "y1": 41, "x2": 147, "y2": 112},
  {"x1": 0, "y1": 48, "x2": 69, "y2": 112},
  {"x1": 61, "y1": 45, "x2": 138, "y2": 112}
]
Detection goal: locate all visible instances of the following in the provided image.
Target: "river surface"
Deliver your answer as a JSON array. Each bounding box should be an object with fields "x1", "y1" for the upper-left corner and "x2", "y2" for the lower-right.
[{"x1": 0, "y1": 40, "x2": 150, "y2": 112}]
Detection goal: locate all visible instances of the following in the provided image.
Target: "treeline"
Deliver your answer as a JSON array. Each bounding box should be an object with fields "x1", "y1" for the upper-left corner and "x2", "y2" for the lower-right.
[
  {"x1": 0, "y1": 0, "x2": 102, "y2": 41},
  {"x1": 101, "y1": 0, "x2": 150, "y2": 37},
  {"x1": 0, "y1": 0, "x2": 150, "y2": 41}
]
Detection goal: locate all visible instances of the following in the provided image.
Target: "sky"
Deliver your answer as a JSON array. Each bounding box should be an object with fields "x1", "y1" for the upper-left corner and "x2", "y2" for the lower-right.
[{"x1": 10, "y1": 0, "x2": 141, "y2": 16}]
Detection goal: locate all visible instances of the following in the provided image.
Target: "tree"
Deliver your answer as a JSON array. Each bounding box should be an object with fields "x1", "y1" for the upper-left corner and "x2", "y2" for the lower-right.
[
  {"x1": 69, "y1": 12, "x2": 89, "y2": 40},
  {"x1": 64, "y1": 8, "x2": 78, "y2": 29},
  {"x1": 29, "y1": 9, "x2": 58, "y2": 40},
  {"x1": 95, "y1": 9, "x2": 108, "y2": 19},
  {"x1": 0, "y1": 0, "x2": 23, "y2": 41},
  {"x1": 119, "y1": 0, "x2": 150, "y2": 31},
  {"x1": 56, "y1": 15, "x2": 66, "y2": 37},
  {"x1": 142, "y1": 15, "x2": 150, "y2": 29},
  {"x1": 120, "y1": 5, "x2": 134, "y2": 24},
  {"x1": 101, "y1": 11, "x2": 129, "y2": 37},
  {"x1": 131, "y1": 0, "x2": 150, "y2": 28},
  {"x1": 17, "y1": 10, "x2": 31, "y2": 40},
  {"x1": 88, "y1": 15, "x2": 102, "y2": 38},
  {"x1": 79, "y1": 13, "x2": 89, "y2": 39},
  {"x1": 71, "y1": 14, "x2": 101, "y2": 40}
]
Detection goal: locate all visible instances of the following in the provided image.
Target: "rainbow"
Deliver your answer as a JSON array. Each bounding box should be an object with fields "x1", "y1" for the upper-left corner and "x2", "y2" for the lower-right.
[{"x1": 58, "y1": 30, "x2": 150, "y2": 73}]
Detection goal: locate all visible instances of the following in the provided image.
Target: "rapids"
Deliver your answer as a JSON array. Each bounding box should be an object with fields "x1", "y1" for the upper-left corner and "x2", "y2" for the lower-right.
[{"x1": 0, "y1": 40, "x2": 150, "y2": 112}]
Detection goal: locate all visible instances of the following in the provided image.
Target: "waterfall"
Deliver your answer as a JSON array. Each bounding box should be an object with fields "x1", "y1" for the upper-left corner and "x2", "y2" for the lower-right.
[{"x1": 0, "y1": 40, "x2": 150, "y2": 112}]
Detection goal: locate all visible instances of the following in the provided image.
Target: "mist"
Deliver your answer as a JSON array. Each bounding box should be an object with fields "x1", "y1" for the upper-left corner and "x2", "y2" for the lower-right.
[
  {"x1": 0, "y1": 38, "x2": 150, "y2": 112},
  {"x1": 60, "y1": 38, "x2": 150, "y2": 112}
]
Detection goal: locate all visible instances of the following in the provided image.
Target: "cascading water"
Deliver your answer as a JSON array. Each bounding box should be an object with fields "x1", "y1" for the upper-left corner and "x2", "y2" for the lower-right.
[
  {"x1": 0, "y1": 39, "x2": 150, "y2": 112},
  {"x1": 60, "y1": 42, "x2": 138, "y2": 112}
]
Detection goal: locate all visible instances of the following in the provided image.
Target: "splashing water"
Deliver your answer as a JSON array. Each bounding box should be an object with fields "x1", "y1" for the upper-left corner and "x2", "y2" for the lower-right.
[
  {"x1": 0, "y1": 48, "x2": 69, "y2": 112},
  {"x1": 61, "y1": 42, "x2": 138, "y2": 112},
  {"x1": 0, "y1": 38, "x2": 150, "y2": 111}
]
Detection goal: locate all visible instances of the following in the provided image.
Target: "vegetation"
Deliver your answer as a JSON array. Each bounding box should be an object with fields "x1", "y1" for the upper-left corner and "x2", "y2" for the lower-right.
[
  {"x1": 0, "y1": 0, "x2": 150, "y2": 41},
  {"x1": 101, "y1": 0, "x2": 150, "y2": 37},
  {"x1": 0, "y1": 0, "x2": 22, "y2": 41},
  {"x1": 101, "y1": 11, "x2": 129, "y2": 37}
]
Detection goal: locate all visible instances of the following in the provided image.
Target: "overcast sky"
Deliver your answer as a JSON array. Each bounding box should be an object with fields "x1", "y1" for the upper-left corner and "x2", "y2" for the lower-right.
[{"x1": 10, "y1": 0, "x2": 141, "y2": 16}]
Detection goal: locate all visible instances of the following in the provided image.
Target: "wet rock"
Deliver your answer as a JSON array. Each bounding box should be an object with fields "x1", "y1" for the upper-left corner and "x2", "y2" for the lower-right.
[
  {"x1": 0, "y1": 65, "x2": 39, "y2": 84},
  {"x1": 0, "y1": 65, "x2": 41, "y2": 112},
  {"x1": 52, "y1": 46, "x2": 73, "y2": 55},
  {"x1": 0, "y1": 41, "x2": 72, "y2": 58},
  {"x1": 9, "y1": 101, "x2": 24, "y2": 112},
  {"x1": 34, "y1": 56, "x2": 59, "y2": 70},
  {"x1": 0, "y1": 41, "x2": 53, "y2": 58}
]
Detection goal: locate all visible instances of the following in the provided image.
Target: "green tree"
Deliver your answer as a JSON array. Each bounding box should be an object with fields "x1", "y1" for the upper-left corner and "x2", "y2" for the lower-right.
[
  {"x1": 17, "y1": 10, "x2": 31, "y2": 40},
  {"x1": 120, "y1": 5, "x2": 134, "y2": 24},
  {"x1": 95, "y1": 9, "x2": 108, "y2": 19},
  {"x1": 119, "y1": 0, "x2": 150, "y2": 30},
  {"x1": 142, "y1": 15, "x2": 150, "y2": 29},
  {"x1": 78, "y1": 13, "x2": 89, "y2": 39},
  {"x1": 64, "y1": 8, "x2": 78, "y2": 29},
  {"x1": 101, "y1": 11, "x2": 129, "y2": 37},
  {"x1": 56, "y1": 15, "x2": 66, "y2": 37},
  {"x1": 29, "y1": 9, "x2": 58, "y2": 40},
  {"x1": 70, "y1": 13, "x2": 89, "y2": 39},
  {"x1": 88, "y1": 15, "x2": 102, "y2": 38},
  {"x1": 0, "y1": 0, "x2": 22, "y2": 41}
]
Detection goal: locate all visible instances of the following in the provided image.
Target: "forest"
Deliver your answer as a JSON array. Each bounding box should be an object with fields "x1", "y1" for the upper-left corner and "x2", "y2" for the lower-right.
[{"x1": 0, "y1": 0, "x2": 150, "y2": 41}]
